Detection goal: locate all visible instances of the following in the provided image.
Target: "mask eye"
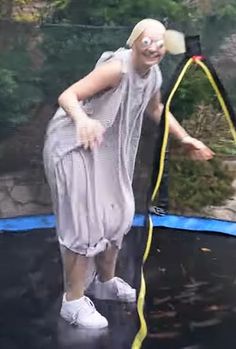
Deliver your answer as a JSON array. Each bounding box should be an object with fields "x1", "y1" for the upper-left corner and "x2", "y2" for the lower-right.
[
  {"x1": 156, "y1": 39, "x2": 164, "y2": 49},
  {"x1": 141, "y1": 37, "x2": 152, "y2": 47}
]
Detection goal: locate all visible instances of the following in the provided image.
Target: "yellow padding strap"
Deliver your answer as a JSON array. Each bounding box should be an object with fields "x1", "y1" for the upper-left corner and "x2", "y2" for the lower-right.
[
  {"x1": 131, "y1": 215, "x2": 153, "y2": 349},
  {"x1": 151, "y1": 58, "x2": 193, "y2": 201},
  {"x1": 194, "y1": 59, "x2": 236, "y2": 143}
]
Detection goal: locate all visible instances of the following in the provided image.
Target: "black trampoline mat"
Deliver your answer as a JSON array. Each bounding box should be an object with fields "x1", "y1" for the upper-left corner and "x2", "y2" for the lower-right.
[{"x1": 0, "y1": 226, "x2": 236, "y2": 349}]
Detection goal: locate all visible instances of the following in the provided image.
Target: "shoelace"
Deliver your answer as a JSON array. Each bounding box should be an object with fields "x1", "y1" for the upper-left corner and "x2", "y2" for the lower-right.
[{"x1": 71, "y1": 296, "x2": 96, "y2": 324}]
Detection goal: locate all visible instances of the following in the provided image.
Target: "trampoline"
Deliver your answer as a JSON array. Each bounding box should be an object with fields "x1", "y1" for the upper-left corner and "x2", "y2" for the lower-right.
[{"x1": 1, "y1": 215, "x2": 236, "y2": 349}]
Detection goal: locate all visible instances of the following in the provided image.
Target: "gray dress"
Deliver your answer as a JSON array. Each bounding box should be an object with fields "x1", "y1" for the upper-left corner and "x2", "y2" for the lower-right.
[{"x1": 43, "y1": 48, "x2": 162, "y2": 257}]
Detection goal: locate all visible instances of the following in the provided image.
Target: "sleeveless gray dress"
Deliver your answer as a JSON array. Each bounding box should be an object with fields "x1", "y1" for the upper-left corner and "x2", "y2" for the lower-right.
[{"x1": 43, "y1": 48, "x2": 162, "y2": 257}]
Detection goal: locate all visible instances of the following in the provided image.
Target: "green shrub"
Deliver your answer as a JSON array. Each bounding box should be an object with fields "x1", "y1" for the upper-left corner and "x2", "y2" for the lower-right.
[{"x1": 169, "y1": 157, "x2": 233, "y2": 214}]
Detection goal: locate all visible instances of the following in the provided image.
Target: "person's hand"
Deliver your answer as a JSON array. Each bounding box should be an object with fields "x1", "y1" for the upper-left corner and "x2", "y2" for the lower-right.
[
  {"x1": 181, "y1": 135, "x2": 215, "y2": 161},
  {"x1": 76, "y1": 117, "x2": 105, "y2": 150}
]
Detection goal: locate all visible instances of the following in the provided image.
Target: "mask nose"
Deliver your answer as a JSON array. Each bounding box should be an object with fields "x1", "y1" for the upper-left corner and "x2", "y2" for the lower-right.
[
  {"x1": 149, "y1": 40, "x2": 164, "y2": 53},
  {"x1": 148, "y1": 43, "x2": 158, "y2": 53}
]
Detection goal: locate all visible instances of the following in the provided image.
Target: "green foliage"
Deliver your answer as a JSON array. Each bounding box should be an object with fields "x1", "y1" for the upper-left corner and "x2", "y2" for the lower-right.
[
  {"x1": 170, "y1": 67, "x2": 219, "y2": 121},
  {"x1": 169, "y1": 157, "x2": 233, "y2": 213},
  {"x1": 14, "y1": 1, "x2": 32, "y2": 4},
  {"x1": 197, "y1": 1, "x2": 236, "y2": 54},
  {"x1": 168, "y1": 102, "x2": 235, "y2": 215},
  {"x1": 39, "y1": 26, "x2": 129, "y2": 99},
  {"x1": 212, "y1": 141, "x2": 236, "y2": 156},
  {"x1": 0, "y1": 0, "x2": 33, "y2": 20},
  {"x1": 50, "y1": 0, "x2": 191, "y2": 26},
  {"x1": 0, "y1": 67, "x2": 41, "y2": 135},
  {"x1": 0, "y1": 31, "x2": 43, "y2": 135},
  {"x1": 51, "y1": 0, "x2": 69, "y2": 9},
  {"x1": 0, "y1": 0, "x2": 70, "y2": 22}
]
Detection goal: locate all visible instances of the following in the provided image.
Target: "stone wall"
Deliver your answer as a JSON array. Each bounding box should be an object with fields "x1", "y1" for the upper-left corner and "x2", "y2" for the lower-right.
[{"x1": 0, "y1": 170, "x2": 52, "y2": 218}]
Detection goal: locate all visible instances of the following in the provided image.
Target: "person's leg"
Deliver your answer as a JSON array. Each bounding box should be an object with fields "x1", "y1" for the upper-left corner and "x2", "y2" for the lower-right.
[
  {"x1": 45, "y1": 151, "x2": 108, "y2": 327},
  {"x1": 60, "y1": 247, "x2": 108, "y2": 328},
  {"x1": 95, "y1": 244, "x2": 119, "y2": 282},
  {"x1": 87, "y1": 244, "x2": 136, "y2": 302},
  {"x1": 62, "y1": 247, "x2": 89, "y2": 300}
]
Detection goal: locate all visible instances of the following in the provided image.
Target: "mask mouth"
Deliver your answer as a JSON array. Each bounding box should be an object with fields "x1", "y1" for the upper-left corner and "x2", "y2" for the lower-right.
[{"x1": 143, "y1": 52, "x2": 161, "y2": 59}]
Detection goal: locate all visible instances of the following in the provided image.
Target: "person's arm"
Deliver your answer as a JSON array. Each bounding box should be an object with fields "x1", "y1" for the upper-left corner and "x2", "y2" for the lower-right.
[
  {"x1": 146, "y1": 92, "x2": 214, "y2": 160},
  {"x1": 58, "y1": 60, "x2": 123, "y2": 150}
]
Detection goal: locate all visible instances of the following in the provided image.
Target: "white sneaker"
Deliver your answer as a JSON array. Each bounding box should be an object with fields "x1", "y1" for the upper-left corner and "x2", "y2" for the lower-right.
[
  {"x1": 60, "y1": 294, "x2": 108, "y2": 329},
  {"x1": 86, "y1": 276, "x2": 136, "y2": 302}
]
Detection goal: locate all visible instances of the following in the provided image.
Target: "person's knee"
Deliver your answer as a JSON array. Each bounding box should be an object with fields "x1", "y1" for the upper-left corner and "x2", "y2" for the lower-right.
[{"x1": 97, "y1": 245, "x2": 117, "y2": 264}]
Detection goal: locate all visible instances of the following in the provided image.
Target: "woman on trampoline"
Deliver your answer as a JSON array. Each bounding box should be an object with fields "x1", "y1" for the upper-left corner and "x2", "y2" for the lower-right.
[{"x1": 43, "y1": 18, "x2": 214, "y2": 329}]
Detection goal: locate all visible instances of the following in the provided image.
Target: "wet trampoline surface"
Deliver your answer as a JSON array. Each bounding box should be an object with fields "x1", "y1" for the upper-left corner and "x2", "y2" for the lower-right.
[{"x1": 1, "y1": 225, "x2": 236, "y2": 349}]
